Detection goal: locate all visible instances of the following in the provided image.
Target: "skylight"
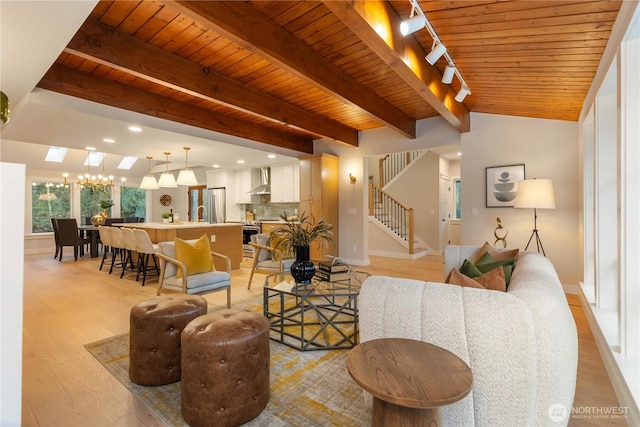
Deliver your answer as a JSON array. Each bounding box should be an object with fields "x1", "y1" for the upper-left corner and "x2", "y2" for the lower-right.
[
  {"x1": 117, "y1": 156, "x2": 137, "y2": 170},
  {"x1": 84, "y1": 151, "x2": 105, "y2": 167},
  {"x1": 45, "y1": 147, "x2": 68, "y2": 163}
]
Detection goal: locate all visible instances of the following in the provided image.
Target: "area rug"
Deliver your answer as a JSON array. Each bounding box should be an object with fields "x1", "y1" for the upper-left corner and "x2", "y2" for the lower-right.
[{"x1": 84, "y1": 299, "x2": 371, "y2": 426}]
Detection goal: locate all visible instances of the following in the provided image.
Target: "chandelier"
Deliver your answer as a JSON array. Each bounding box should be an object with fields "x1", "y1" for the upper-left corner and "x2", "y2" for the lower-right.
[{"x1": 63, "y1": 150, "x2": 126, "y2": 192}]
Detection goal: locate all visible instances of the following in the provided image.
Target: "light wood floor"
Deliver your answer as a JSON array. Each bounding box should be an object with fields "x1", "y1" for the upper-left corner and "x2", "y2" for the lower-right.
[{"x1": 22, "y1": 252, "x2": 625, "y2": 426}]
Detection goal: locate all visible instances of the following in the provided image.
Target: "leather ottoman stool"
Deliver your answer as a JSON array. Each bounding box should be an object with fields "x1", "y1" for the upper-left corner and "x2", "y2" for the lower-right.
[
  {"x1": 129, "y1": 294, "x2": 207, "y2": 386},
  {"x1": 181, "y1": 309, "x2": 270, "y2": 427}
]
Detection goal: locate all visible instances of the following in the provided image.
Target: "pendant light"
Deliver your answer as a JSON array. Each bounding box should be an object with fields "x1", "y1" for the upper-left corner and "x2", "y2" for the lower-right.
[
  {"x1": 158, "y1": 151, "x2": 177, "y2": 187},
  {"x1": 176, "y1": 147, "x2": 198, "y2": 186},
  {"x1": 139, "y1": 156, "x2": 159, "y2": 189}
]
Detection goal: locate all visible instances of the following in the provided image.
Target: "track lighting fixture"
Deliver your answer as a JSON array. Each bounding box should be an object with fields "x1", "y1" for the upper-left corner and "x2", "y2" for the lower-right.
[
  {"x1": 400, "y1": 14, "x2": 426, "y2": 36},
  {"x1": 442, "y1": 65, "x2": 456, "y2": 84},
  {"x1": 425, "y1": 42, "x2": 447, "y2": 65},
  {"x1": 455, "y1": 85, "x2": 471, "y2": 102},
  {"x1": 400, "y1": 0, "x2": 470, "y2": 103}
]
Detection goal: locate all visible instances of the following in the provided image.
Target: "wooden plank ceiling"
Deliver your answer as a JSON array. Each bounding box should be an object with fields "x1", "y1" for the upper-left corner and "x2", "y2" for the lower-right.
[{"x1": 37, "y1": 0, "x2": 621, "y2": 154}]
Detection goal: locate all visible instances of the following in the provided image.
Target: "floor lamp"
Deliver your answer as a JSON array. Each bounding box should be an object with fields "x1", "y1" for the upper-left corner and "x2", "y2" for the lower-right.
[{"x1": 514, "y1": 179, "x2": 556, "y2": 256}]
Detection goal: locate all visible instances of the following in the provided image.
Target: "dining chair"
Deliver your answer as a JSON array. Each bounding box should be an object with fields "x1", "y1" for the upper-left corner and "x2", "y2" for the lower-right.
[
  {"x1": 133, "y1": 229, "x2": 159, "y2": 286},
  {"x1": 119, "y1": 227, "x2": 138, "y2": 279},
  {"x1": 247, "y1": 234, "x2": 294, "y2": 289},
  {"x1": 50, "y1": 218, "x2": 61, "y2": 259},
  {"x1": 55, "y1": 218, "x2": 91, "y2": 261}
]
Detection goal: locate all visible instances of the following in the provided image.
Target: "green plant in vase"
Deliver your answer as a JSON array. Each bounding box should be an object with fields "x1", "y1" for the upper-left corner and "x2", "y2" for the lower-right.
[{"x1": 268, "y1": 211, "x2": 333, "y2": 284}]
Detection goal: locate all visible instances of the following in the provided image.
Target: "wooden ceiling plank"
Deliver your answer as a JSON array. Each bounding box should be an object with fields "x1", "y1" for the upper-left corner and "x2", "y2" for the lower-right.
[
  {"x1": 38, "y1": 64, "x2": 314, "y2": 154},
  {"x1": 167, "y1": 0, "x2": 416, "y2": 138},
  {"x1": 66, "y1": 18, "x2": 358, "y2": 146},
  {"x1": 324, "y1": 0, "x2": 470, "y2": 132},
  {"x1": 115, "y1": 1, "x2": 164, "y2": 35},
  {"x1": 132, "y1": 3, "x2": 181, "y2": 42},
  {"x1": 95, "y1": 1, "x2": 140, "y2": 29}
]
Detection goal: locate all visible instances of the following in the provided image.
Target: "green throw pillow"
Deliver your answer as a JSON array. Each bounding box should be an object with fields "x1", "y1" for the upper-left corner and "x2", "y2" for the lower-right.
[
  {"x1": 460, "y1": 259, "x2": 483, "y2": 278},
  {"x1": 475, "y1": 252, "x2": 516, "y2": 287}
]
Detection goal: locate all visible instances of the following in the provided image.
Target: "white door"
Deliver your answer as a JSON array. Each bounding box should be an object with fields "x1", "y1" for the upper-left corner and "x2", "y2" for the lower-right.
[{"x1": 440, "y1": 174, "x2": 451, "y2": 251}]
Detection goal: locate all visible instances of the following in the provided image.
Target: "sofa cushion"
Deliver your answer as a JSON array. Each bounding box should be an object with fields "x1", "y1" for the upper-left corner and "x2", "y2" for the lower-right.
[
  {"x1": 175, "y1": 234, "x2": 214, "y2": 278},
  {"x1": 460, "y1": 259, "x2": 483, "y2": 278},
  {"x1": 476, "y1": 241, "x2": 520, "y2": 263},
  {"x1": 447, "y1": 265, "x2": 506, "y2": 292},
  {"x1": 476, "y1": 251, "x2": 515, "y2": 286}
]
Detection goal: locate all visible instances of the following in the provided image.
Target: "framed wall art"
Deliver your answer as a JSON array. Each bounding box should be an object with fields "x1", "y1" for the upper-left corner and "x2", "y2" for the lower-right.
[{"x1": 485, "y1": 164, "x2": 525, "y2": 208}]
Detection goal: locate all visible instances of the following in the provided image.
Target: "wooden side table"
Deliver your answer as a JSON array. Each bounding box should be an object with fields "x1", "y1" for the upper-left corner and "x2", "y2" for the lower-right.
[{"x1": 347, "y1": 338, "x2": 473, "y2": 426}]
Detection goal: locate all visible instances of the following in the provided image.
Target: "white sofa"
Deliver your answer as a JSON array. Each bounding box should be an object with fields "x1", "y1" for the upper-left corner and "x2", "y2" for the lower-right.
[{"x1": 359, "y1": 245, "x2": 578, "y2": 426}]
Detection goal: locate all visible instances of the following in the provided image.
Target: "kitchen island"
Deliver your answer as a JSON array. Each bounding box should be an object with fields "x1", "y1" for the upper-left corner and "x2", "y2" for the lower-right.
[{"x1": 122, "y1": 222, "x2": 242, "y2": 270}]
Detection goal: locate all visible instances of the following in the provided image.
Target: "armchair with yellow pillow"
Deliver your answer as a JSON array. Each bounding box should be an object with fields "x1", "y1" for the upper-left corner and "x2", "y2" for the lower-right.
[{"x1": 155, "y1": 234, "x2": 231, "y2": 307}]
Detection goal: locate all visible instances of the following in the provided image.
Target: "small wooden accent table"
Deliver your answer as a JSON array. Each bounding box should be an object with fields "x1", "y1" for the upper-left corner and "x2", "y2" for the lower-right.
[{"x1": 347, "y1": 338, "x2": 473, "y2": 427}]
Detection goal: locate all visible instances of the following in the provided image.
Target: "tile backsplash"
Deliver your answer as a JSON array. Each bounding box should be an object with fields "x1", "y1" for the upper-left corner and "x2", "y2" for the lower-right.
[{"x1": 242, "y1": 203, "x2": 299, "y2": 221}]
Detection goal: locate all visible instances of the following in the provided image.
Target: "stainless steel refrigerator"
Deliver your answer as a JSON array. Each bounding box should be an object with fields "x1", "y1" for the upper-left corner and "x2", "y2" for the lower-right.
[{"x1": 206, "y1": 187, "x2": 226, "y2": 223}]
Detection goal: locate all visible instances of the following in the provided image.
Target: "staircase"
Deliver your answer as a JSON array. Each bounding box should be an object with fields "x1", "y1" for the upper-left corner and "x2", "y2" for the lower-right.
[{"x1": 368, "y1": 150, "x2": 429, "y2": 256}]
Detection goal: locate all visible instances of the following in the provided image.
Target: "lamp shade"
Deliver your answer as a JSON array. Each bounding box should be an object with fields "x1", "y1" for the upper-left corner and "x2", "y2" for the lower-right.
[
  {"x1": 177, "y1": 169, "x2": 197, "y2": 186},
  {"x1": 442, "y1": 65, "x2": 456, "y2": 84},
  {"x1": 140, "y1": 175, "x2": 159, "y2": 190},
  {"x1": 158, "y1": 172, "x2": 177, "y2": 187},
  {"x1": 514, "y1": 179, "x2": 556, "y2": 209}
]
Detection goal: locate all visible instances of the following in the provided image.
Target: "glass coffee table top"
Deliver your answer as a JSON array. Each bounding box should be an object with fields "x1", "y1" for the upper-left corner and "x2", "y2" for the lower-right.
[{"x1": 263, "y1": 269, "x2": 370, "y2": 351}]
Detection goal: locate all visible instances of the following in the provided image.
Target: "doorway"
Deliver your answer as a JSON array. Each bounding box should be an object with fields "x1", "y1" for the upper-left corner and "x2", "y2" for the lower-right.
[{"x1": 187, "y1": 185, "x2": 206, "y2": 221}]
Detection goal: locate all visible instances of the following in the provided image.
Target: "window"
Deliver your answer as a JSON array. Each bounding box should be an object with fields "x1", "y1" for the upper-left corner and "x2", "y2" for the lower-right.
[
  {"x1": 120, "y1": 187, "x2": 146, "y2": 218},
  {"x1": 31, "y1": 181, "x2": 70, "y2": 233},
  {"x1": 80, "y1": 187, "x2": 111, "y2": 224}
]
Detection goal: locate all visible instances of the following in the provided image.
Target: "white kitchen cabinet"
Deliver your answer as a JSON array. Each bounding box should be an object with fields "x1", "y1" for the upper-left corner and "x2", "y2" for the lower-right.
[
  {"x1": 235, "y1": 169, "x2": 252, "y2": 203},
  {"x1": 270, "y1": 163, "x2": 300, "y2": 203}
]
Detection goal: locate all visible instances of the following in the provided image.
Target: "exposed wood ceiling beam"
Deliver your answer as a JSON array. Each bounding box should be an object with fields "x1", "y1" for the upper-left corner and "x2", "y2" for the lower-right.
[
  {"x1": 38, "y1": 63, "x2": 314, "y2": 154},
  {"x1": 324, "y1": 0, "x2": 470, "y2": 132},
  {"x1": 64, "y1": 18, "x2": 359, "y2": 147},
  {"x1": 167, "y1": 0, "x2": 416, "y2": 139}
]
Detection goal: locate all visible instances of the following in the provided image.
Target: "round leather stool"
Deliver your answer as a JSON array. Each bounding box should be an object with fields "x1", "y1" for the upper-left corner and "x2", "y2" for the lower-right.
[
  {"x1": 129, "y1": 294, "x2": 207, "y2": 386},
  {"x1": 181, "y1": 309, "x2": 270, "y2": 427}
]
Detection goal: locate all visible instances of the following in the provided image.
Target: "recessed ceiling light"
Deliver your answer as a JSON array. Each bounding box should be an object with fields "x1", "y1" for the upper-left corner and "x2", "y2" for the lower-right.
[
  {"x1": 85, "y1": 146, "x2": 96, "y2": 151},
  {"x1": 268, "y1": 154, "x2": 276, "y2": 159},
  {"x1": 128, "y1": 126, "x2": 142, "y2": 132},
  {"x1": 457, "y1": 152, "x2": 462, "y2": 156},
  {"x1": 237, "y1": 160, "x2": 245, "y2": 164},
  {"x1": 103, "y1": 138, "x2": 116, "y2": 143},
  {"x1": 213, "y1": 164, "x2": 220, "y2": 168}
]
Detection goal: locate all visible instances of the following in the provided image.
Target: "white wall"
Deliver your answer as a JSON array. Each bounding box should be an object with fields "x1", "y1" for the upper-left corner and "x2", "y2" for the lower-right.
[
  {"x1": 1, "y1": 162, "x2": 25, "y2": 426},
  {"x1": 315, "y1": 112, "x2": 582, "y2": 285},
  {"x1": 314, "y1": 117, "x2": 461, "y2": 265},
  {"x1": 461, "y1": 113, "x2": 581, "y2": 284}
]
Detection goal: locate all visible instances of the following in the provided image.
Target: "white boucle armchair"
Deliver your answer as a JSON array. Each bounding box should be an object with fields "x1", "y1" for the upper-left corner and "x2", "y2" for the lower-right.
[{"x1": 358, "y1": 245, "x2": 578, "y2": 426}]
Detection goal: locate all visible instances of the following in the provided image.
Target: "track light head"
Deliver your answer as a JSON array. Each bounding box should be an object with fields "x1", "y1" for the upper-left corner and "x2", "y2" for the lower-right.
[
  {"x1": 442, "y1": 65, "x2": 456, "y2": 84},
  {"x1": 400, "y1": 14, "x2": 426, "y2": 36},
  {"x1": 455, "y1": 85, "x2": 471, "y2": 102},
  {"x1": 426, "y1": 42, "x2": 447, "y2": 65}
]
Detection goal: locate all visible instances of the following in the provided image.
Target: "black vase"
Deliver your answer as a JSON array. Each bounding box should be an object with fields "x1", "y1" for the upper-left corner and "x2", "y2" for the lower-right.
[{"x1": 290, "y1": 245, "x2": 315, "y2": 284}]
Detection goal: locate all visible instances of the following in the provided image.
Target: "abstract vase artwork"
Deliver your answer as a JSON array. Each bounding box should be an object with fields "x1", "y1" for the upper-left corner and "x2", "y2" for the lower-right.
[
  {"x1": 493, "y1": 171, "x2": 517, "y2": 202},
  {"x1": 486, "y1": 164, "x2": 525, "y2": 207}
]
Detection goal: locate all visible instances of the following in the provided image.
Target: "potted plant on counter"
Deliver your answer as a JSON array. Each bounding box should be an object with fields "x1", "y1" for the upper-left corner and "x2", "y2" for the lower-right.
[
  {"x1": 161, "y1": 212, "x2": 172, "y2": 223},
  {"x1": 268, "y1": 211, "x2": 333, "y2": 284}
]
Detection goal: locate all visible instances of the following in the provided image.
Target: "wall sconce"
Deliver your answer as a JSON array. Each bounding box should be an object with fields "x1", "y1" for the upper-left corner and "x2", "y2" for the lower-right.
[{"x1": 348, "y1": 170, "x2": 357, "y2": 184}]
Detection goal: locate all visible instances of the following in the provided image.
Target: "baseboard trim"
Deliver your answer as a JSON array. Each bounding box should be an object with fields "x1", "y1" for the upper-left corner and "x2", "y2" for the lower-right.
[
  {"x1": 368, "y1": 250, "x2": 428, "y2": 260},
  {"x1": 576, "y1": 285, "x2": 640, "y2": 425}
]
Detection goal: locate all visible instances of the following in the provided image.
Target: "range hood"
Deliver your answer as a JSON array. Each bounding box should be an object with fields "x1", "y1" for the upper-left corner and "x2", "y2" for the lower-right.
[{"x1": 248, "y1": 167, "x2": 271, "y2": 195}]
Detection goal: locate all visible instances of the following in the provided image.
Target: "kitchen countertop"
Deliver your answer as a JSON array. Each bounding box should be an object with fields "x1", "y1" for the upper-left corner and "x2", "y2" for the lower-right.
[{"x1": 121, "y1": 222, "x2": 241, "y2": 229}]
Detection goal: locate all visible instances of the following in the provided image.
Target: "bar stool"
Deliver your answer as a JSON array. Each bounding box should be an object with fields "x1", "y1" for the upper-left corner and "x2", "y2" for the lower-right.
[
  {"x1": 120, "y1": 228, "x2": 138, "y2": 279},
  {"x1": 133, "y1": 228, "x2": 159, "y2": 286}
]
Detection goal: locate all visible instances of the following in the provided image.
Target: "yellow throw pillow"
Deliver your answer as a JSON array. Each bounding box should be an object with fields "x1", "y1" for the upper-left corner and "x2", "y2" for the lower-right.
[{"x1": 175, "y1": 234, "x2": 214, "y2": 278}]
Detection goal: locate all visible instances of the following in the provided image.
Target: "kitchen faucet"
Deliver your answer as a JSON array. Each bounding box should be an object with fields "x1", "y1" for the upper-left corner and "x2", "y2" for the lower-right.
[{"x1": 197, "y1": 205, "x2": 207, "y2": 222}]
